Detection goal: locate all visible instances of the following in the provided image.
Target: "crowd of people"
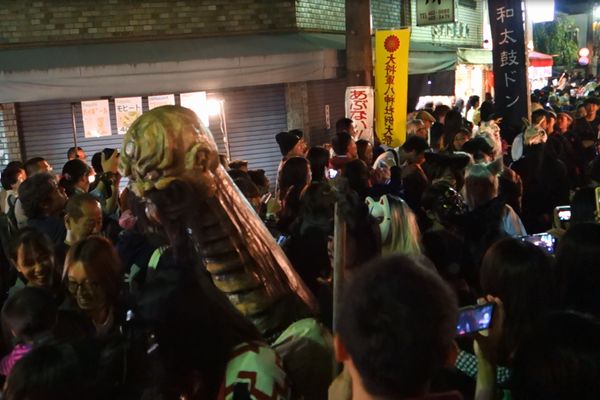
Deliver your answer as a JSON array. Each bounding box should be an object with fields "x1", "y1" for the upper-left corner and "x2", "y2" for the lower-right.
[{"x1": 0, "y1": 80, "x2": 597, "y2": 399}]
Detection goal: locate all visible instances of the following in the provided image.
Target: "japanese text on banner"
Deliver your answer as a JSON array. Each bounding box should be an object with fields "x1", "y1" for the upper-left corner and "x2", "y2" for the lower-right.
[
  {"x1": 345, "y1": 86, "x2": 374, "y2": 143},
  {"x1": 375, "y1": 29, "x2": 410, "y2": 147},
  {"x1": 488, "y1": 0, "x2": 528, "y2": 128}
]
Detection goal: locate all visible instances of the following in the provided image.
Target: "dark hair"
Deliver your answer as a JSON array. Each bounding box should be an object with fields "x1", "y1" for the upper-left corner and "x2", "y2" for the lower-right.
[
  {"x1": 511, "y1": 311, "x2": 600, "y2": 400},
  {"x1": 401, "y1": 135, "x2": 429, "y2": 154},
  {"x1": 466, "y1": 95, "x2": 480, "y2": 110},
  {"x1": 421, "y1": 181, "x2": 466, "y2": 228},
  {"x1": 342, "y1": 159, "x2": 370, "y2": 200},
  {"x1": 90, "y1": 148, "x2": 117, "y2": 176},
  {"x1": 1, "y1": 165, "x2": 24, "y2": 190},
  {"x1": 18, "y1": 172, "x2": 59, "y2": 219},
  {"x1": 23, "y1": 157, "x2": 48, "y2": 177},
  {"x1": 278, "y1": 156, "x2": 310, "y2": 202},
  {"x1": 298, "y1": 182, "x2": 336, "y2": 226},
  {"x1": 246, "y1": 169, "x2": 269, "y2": 194},
  {"x1": 4, "y1": 341, "x2": 99, "y2": 400},
  {"x1": 338, "y1": 254, "x2": 458, "y2": 398},
  {"x1": 479, "y1": 100, "x2": 495, "y2": 123},
  {"x1": 2, "y1": 286, "x2": 57, "y2": 342},
  {"x1": 59, "y1": 159, "x2": 91, "y2": 197},
  {"x1": 91, "y1": 152, "x2": 103, "y2": 175},
  {"x1": 570, "y1": 186, "x2": 596, "y2": 224},
  {"x1": 336, "y1": 117, "x2": 354, "y2": 134},
  {"x1": 10, "y1": 228, "x2": 54, "y2": 264},
  {"x1": 433, "y1": 104, "x2": 451, "y2": 121},
  {"x1": 63, "y1": 236, "x2": 122, "y2": 304},
  {"x1": 442, "y1": 110, "x2": 463, "y2": 144},
  {"x1": 356, "y1": 140, "x2": 372, "y2": 166},
  {"x1": 332, "y1": 131, "x2": 353, "y2": 156},
  {"x1": 229, "y1": 170, "x2": 260, "y2": 199},
  {"x1": 67, "y1": 147, "x2": 84, "y2": 160},
  {"x1": 64, "y1": 193, "x2": 100, "y2": 222},
  {"x1": 461, "y1": 136, "x2": 494, "y2": 162},
  {"x1": 5, "y1": 161, "x2": 23, "y2": 170},
  {"x1": 480, "y1": 238, "x2": 557, "y2": 359},
  {"x1": 306, "y1": 146, "x2": 330, "y2": 182},
  {"x1": 531, "y1": 109, "x2": 548, "y2": 125},
  {"x1": 278, "y1": 157, "x2": 310, "y2": 232},
  {"x1": 556, "y1": 223, "x2": 600, "y2": 317}
]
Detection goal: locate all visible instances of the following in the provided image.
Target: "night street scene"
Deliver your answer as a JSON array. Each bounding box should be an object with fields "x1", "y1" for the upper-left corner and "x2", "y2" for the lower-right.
[{"x1": 1, "y1": 1, "x2": 600, "y2": 399}]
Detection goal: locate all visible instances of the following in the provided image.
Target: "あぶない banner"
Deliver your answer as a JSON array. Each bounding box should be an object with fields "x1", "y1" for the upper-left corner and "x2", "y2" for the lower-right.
[{"x1": 375, "y1": 29, "x2": 410, "y2": 147}]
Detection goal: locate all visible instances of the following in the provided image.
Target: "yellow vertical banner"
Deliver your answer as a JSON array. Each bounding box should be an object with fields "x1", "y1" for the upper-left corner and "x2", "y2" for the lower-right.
[{"x1": 375, "y1": 29, "x2": 410, "y2": 147}]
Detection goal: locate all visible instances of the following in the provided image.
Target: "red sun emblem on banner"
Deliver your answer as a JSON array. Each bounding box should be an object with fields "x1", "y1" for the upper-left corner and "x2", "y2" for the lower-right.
[{"x1": 384, "y1": 35, "x2": 400, "y2": 53}]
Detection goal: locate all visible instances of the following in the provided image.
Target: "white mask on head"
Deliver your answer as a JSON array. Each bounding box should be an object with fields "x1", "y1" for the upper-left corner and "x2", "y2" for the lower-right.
[{"x1": 366, "y1": 195, "x2": 391, "y2": 243}]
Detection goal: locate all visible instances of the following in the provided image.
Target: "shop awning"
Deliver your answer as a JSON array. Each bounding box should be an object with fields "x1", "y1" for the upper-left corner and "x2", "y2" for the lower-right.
[
  {"x1": 409, "y1": 42, "x2": 457, "y2": 74},
  {"x1": 0, "y1": 33, "x2": 345, "y2": 103},
  {"x1": 529, "y1": 51, "x2": 554, "y2": 67},
  {"x1": 0, "y1": 32, "x2": 460, "y2": 103},
  {"x1": 457, "y1": 48, "x2": 554, "y2": 68},
  {"x1": 457, "y1": 48, "x2": 493, "y2": 65}
]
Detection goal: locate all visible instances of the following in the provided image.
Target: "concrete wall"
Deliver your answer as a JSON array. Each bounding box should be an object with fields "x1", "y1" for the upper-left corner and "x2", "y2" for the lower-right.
[
  {"x1": 0, "y1": 0, "x2": 297, "y2": 46},
  {"x1": 0, "y1": 104, "x2": 22, "y2": 168}
]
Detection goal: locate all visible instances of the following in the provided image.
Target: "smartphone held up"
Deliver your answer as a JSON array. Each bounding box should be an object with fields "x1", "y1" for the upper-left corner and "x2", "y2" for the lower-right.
[{"x1": 455, "y1": 303, "x2": 495, "y2": 337}]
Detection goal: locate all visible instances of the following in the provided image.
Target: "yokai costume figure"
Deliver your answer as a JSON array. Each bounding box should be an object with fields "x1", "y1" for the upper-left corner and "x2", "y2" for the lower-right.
[{"x1": 120, "y1": 106, "x2": 331, "y2": 400}]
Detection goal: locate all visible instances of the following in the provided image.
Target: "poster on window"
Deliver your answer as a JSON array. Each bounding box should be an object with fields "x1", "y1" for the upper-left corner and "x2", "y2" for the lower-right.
[
  {"x1": 180, "y1": 91, "x2": 209, "y2": 127},
  {"x1": 345, "y1": 86, "x2": 374, "y2": 143},
  {"x1": 81, "y1": 99, "x2": 111, "y2": 138},
  {"x1": 114, "y1": 97, "x2": 143, "y2": 135},
  {"x1": 148, "y1": 94, "x2": 175, "y2": 110}
]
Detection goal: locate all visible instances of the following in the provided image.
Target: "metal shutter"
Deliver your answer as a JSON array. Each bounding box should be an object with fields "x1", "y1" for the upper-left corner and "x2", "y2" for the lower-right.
[
  {"x1": 18, "y1": 96, "x2": 228, "y2": 172},
  {"x1": 215, "y1": 84, "x2": 287, "y2": 187},
  {"x1": 18, "y1": 85, "x2": 286, "y2": 188},
  {"x1": 19, "y1": 100, "x2": 137, "y2": 172},
  {"x1": 307, "y1": 79, "x2": 347, "y2": 146}
]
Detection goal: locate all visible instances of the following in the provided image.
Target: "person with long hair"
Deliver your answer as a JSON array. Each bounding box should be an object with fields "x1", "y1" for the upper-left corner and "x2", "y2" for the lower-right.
[
  {"x1": 277, "y1": 156, "x2": 311, "y2": 234},
  {"x1": 366, "y1": 194, "x2": 421, "y2": 256}
]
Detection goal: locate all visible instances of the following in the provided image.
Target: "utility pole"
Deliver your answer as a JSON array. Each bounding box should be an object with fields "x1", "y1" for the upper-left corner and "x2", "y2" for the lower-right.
[
  {"x1": 345, "y1": 0, "x2": 373, "y2": 87},
  {"x1": 587, "y1": 0, "x2": 595, "y2": 76}
]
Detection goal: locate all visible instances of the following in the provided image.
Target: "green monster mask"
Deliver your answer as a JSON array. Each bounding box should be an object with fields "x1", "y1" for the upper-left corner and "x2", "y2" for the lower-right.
[{"x1": 119, "y1": 105, "x2": 220, "y2": 198}]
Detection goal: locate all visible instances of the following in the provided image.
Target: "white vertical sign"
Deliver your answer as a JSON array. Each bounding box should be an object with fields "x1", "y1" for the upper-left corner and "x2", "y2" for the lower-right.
[
  {"x1": 345, "y1": 86, "x2": 374, "y2": 143},
  {"x1": 180, "y1": 91, "x2": 209, "y2": 127},
  {"x1": 114, "y1": 97, "x2": 143, "y2": 135},
  {"x1": 148, "y1": 94, "x2": 175, "y2": 110},
  {"x1": 81, "y1": 99, "x2": 111, "y2": 138}
]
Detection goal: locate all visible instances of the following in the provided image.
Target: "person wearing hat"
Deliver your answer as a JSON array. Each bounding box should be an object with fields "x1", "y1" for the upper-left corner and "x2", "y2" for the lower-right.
[
  {"x1": 274, "y1": 130, "x2": 307, "y2": 196},
  {"x1": 414, "y1": 110, "x2": 436, "y2": 145},
  {"x1": 547, "y1": 111, "x2": 580, "y2": 188}
]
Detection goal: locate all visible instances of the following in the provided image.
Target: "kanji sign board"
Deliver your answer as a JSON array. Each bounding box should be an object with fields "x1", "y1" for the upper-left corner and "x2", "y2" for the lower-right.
[{"x1": 416, "y1": 0, "x2": 455, "y2": 27}]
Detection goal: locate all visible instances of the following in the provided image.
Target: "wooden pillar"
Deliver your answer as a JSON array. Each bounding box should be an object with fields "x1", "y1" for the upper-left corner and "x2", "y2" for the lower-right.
[{"x1": 345, "y1": 0, "x2": 373, "y2": 87}]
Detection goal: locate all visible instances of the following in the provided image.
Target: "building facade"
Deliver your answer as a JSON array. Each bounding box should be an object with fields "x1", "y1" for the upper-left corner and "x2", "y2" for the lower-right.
[{"x1": 0, "y1": 0, "x2": 412, "y2": 179}]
